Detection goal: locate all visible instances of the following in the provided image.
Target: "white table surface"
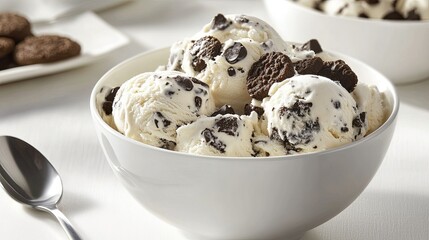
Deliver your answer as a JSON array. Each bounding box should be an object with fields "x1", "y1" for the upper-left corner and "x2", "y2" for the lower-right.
[{"x1": 1, "y1": 1, "x2": 428, "y2": 239}]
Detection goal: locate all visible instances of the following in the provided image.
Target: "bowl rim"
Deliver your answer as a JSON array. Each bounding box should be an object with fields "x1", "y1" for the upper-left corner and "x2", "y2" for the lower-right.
[
  {"x1": 266, "y1": 0, "x2": 429, "y2": 26},
  {"x1": 90, "y1": 47, "x2": 399, "y2": 162}
]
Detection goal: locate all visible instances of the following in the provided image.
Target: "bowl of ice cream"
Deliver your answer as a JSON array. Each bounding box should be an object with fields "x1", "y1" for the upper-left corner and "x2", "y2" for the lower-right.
[
  {"x1": 263, "y1": 0, "x2": 429, "y2": 84},
  {"x1": 90, "y1": 14, "x2": 399, "y2": 240}
]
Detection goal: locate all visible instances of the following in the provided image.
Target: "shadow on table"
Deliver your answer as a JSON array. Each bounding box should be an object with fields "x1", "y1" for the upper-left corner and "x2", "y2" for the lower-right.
[
  {"x1": 21, "y1": 189, "x2": 95, "y2": 219},
  {"x1": 396, "y1": 78, "x2": 429, "y2": 110},
  {"x1": 301, "y1": 190, "x2": 429, "y2": 240}
]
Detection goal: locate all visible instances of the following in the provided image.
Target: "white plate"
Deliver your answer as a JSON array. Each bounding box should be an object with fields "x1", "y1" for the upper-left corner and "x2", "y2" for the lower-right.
[
  {"x1": 2, "y1": 0, "x2": 132, "y2": 23},
  {"x1": 0, "y1": 11, "x2": 129, "y2": 85}
]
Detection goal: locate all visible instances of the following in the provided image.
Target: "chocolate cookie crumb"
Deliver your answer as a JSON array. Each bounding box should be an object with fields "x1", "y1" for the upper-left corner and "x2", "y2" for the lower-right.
[
  {"x1": 224, "y1": 42, "x2": 247, "y2": 64},
  {"x1": 227, "y1": 67, "x2": 236, "y2": 76},
  {"x1": 244, "y1": 104, "x2": 264, "y2": 117},
  {"x1": 406, "y1": 9, "x2": 421, "y2": 20},
  {"x1": 174, "y1": 76, "x2": 194, "y2": 91},
  {"x1": 300, "y1": 39, "x2": 323, "y2": 54},
  {"x1": 212, "y1": 14, "x2": 232, "y2": 30},
  {"x1": 383, "y1": 11, "x2": 405, "y2": 20},
  {"x1": 215, "y1": 116, "x2": 239, "y2": 136},
  {"x1": 202, "y1": 128, "x2": 226, "y2": 153},
  {"x1": 211, "y1": 105, "x2": 235, "y2": 116},
  {"x1": 160, "y1": 139, "x2": 176, "y2": 150}
]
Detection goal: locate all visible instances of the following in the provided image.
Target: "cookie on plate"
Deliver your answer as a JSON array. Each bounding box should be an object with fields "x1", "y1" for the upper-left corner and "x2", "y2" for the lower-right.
[
  {"x1": 0, "y1": 13, "x2": 32, "y2": 42},
  {"x1": 14, "y1": 35, "x2": 81, "y2": 66},
  {"x1": 0, "y1": 37, "x2": 15, "y2": 58}
]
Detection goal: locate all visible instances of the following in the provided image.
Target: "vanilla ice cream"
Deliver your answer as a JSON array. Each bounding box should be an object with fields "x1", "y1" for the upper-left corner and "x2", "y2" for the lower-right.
[
  {"x1": 112, "y1": 71, "x2": 215, "y2": 149},
  {"x1": 167, "y1": 14, "x2": 314, "y2": 112},
  {"x1": 293, "y1": 0, "x2": 429, "y2": 20},
  {"x1": 262, "y1": 75, "x2": 365, "y2": 153},
  {"x1": 352, "y1": 83, "x2": 386, "y2": 134},
  {"x1": 98, "y1": 13, "x2": 388, "y2": 157},
  {"x1": 176, "y1": 113, "x2": 258, "y2": 156}
]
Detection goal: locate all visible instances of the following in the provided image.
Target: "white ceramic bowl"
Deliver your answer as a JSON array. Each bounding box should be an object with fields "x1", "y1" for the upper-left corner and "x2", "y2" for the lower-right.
[
  {"x1": 90, "y1": 48, "x2": 399, "y2": 240},
  {"x1": 264, "y1": 0, "x2": 429, "y2": 84}
]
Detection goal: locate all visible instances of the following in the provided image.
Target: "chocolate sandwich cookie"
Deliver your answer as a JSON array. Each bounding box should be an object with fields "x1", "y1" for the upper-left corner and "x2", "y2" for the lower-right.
[
  {"x1": 247, "y1": 52, "x2": 295, "y2": 100},
  {"x1": 294, "y1": 57, "x2": 324, "y2": 75},
  {"x1": 0, "y1": 13, "x2": 32, "y2": 42},
  {"x1": 317, "y1": 60, "x2": 358, "y2": 92},
  {"x1": 14, "y1": 35, "x2": 81, "y2": 66},
  {"x1": 0, "y1": 37, "x2": 15, "y2": 58},
  {"x1": 190, "y1": 36, "x2": 222, "y2": 72}
]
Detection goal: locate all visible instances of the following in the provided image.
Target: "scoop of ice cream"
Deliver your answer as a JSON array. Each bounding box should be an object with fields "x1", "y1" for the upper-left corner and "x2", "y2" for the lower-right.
[
  {"x1": 352, "y1": 83, "x2": 386, "y2": 134},
  {"x1": 398, "y1": 0, "x2": 429, "y2": 20},
  {"x1": 198, "y1": 14, "x2": 289, "y2": 50},
  {"x1": 294, "y1": 0, "x2": 429, "y2": 20},
  {"x1": 262, "y1": 75, "x2": 365, "y2": 153},
  {"x1": 176, "y1": 113, "x2": 258, "y2": 156},
  {"x1": 112, "y1": 71, "x2": 215, "y2": 149},
  {"x1": 182, "y1": 38, "x2": 266, "y2": 110},
  {"x1": 166, "y1": 14, "x2": 314, "y2": 112}
]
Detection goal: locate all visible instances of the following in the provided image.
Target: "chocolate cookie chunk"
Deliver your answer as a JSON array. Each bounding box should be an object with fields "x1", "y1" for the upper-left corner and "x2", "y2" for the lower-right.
[
  {"x1": 14, "y1": 35, "x2": 81, "y2": 66},
  {"x1": 294, "y1": 57, "x2": 323, "y2": 75},
  {"x1": 0, "y1": 37, "x2": 15, "y2": 58},
  {"x1": 358, "y1": 13, "x2": 369, "y2": 18},
  {"x1": 190, "y1": 36, "x2": 222, "y2": 72},
  {"x1": 235, "y1": 15, "x2": 249, "y2": 23},
  {"x1": 300, "y1": 39, "x2": 323, "y2": 54},
  {"x1": 215, "y1": 116, "x2": 239, "y2": 136},
  {"x1": 361, "y1": 0, "x2": 379, "y2": 5},
  {"x1": 0, "y1": 13, "x2": 32, "y2": 42},
  {"x1": 224, "y1": 42, "x2": 247, "y2": 64},
  {"x1": 211, "y1": 105, "x2": 235, "y2": 116},
  {"x1": 102, "y1": 87, "x2": 120, "y2": 115},
  {"x1": 202, "y1": 128, "x2": 226, "y2": 153},
  {"x1": 160, "y1": 138, "x2": 176, "y2": 150},
  {"x1": 247, "y1": 52, "x2": 295, "y2": 100},
  {"x1": 212, "y1": 14, "x2": 232, "y2": 30},
  {"x1": 383, "y1": 11, "x2": 405, "y2": 20},
  {"x1": 244, "y1": 104, "x2": 264, "y2": 117},
  {"x1": 318, "y1": 60, "x2": 358, "y2": 92},
  {"x1": 405, "y1": 9, "x2": 421, "y2": 21}
]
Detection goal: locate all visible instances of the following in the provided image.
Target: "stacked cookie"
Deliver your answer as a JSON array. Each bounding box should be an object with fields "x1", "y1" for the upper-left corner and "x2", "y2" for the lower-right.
[{"x1": 0, "y1": 12, "x2": 81, "y2": 71}]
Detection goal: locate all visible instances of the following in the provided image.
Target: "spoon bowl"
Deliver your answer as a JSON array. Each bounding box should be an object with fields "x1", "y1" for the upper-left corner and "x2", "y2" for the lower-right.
[{"x1": 0, "y1": 136, "x2": 81, "y2": 240}]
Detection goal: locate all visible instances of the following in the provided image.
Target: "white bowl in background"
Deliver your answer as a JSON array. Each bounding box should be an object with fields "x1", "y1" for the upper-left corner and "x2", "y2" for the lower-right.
[
  {"x1": 90, "y1": 47, "x2": 399, "y2": 240},
  {"x1": 264, "y1": 0, "x2": 429, "y2": 85}
]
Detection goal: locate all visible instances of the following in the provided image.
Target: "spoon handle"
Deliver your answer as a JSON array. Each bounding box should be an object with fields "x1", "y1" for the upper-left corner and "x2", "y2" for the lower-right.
[{"x1": 37, "y1": 205, "x2": 82, "y2": 240}]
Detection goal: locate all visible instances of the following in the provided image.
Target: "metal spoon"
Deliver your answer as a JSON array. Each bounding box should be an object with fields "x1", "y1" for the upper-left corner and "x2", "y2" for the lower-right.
[{"x1": 0, "y1": 136, "x2": 82, "y2": 240}]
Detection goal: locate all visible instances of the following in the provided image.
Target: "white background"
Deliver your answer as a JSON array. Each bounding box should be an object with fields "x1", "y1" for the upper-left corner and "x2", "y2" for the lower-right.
[{"x1": 0, "y1": 0, "x2": 428, "y2": 239}]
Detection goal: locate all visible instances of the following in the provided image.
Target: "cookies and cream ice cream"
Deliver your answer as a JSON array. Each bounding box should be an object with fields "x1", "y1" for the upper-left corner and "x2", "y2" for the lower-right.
[
  {"x1": 166, "y1": 14, "x2": 314, "y2": 111},
  {"x1": 97, "y1": 13, "x2": 388, "y2": 157},
  {"x1": 262, "y1": 75, "x2": 364, "y2": 153},
  {"x1": 292, "y1": 0, "x2": 429, "y2": 20},
  {"x1": 110, "y1": 71, "x2": 215, "y2": 149},
  {"x1": 176, "y1": 113, "x2": 258, "y2": 156}
]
